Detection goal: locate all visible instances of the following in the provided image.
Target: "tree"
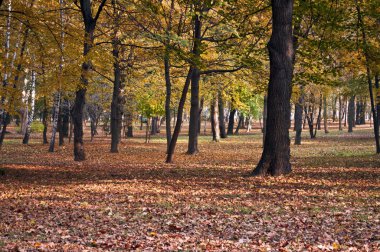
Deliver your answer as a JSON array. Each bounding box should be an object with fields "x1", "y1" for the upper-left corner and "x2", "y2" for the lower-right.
[
  {"x1": 71, "y1": 0, "x2": 107, "y2": 161},
  {"x1": 251, "y1": 0, "x2": 294, "y2": 176}
]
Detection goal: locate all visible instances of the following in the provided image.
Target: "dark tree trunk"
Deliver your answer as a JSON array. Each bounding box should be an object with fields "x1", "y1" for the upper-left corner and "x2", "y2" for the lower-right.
[
  {"x1": 251, "y1": 0, "x2": 294, "y2": 176},
  {"x1": 294, "y1": 91, "x2": 303, "y2": 145},
  {"x1": 348, "y1": 96, "x2": 355, "y2": 133},
  {"x1": 164, "y1": 52, "x2": 172, "y2": 149},
  {"x1": 42, "y1": 97, "x2": 49, "y2": 144},
  {"x1": 235, "y1": 114, "x2": 244, "y2": 134},
  {"x1": 375, "y1": 74, "x2": 380, "y2": 132},
  {"x1": 72, "y1": 23, "x2": 94, "y2": 160},
  {"x1": 356, "y1": 1, "x2": 379, "y2": 152},
  {"x1": 305, "y1": 105, "x2": 315, "y2": 139},
  {"x1": 110, "y1": 22, "x2": 123, "y2": 153},
  {"x1": 316, "y1": 96, "x2": 322, "y2": 131},
  {"x1": 338, "y1": 96, "x2": 343, "y2": 131},
  {"x1": 0, "y1": 114, "x2": 10, "y2": 148},
  {"x1": 323, "y1": 95, "x2": 329, "y2": 133},
  {"x1": 361, "y1": 100, "x2": 366, "y2": 124},
  {"x1": 332, "y1": 96, "x2": 337, "y2": 122},
  {"x1": 313, "y1": 97, "x2": 322, "y2": 138},
  {"x1": 72, "y1": 0, "x2": 106, "y2": 161},
  {"x1": 151, "y1": 117, "x2": 159, "y2": 135},
  {"x1": 166, "y1": 68, "x2": 192, "y2": 163},
  {"x1": 218, "y1": 92, "x2": 227, "y2": 138},
  {"x1": 58, "y1": 107, "x2": 64, "y2": 146},
  {"x1": 125, "y1": 112, "x2": 133, "y2": 138},
  {"x1": 164, "y1": 0, "x2": 174, "y2": 151},
  {"x1": 187, "y1": 14, "x2": 201, "y2": 155},
  {"x1": 227, "y1": 109, "x2": 236, "y2": 135}
]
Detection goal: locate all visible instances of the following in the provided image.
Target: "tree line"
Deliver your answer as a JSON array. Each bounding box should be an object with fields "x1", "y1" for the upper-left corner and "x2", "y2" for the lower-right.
[{"x1": 0, "y1": 0, "x2": 379, "y2": 176}]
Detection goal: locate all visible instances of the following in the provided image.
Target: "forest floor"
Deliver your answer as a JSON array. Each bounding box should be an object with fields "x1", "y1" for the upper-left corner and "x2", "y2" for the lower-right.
[{"x1": 0, "y1": 126, "x2": 380, "y2": 251}]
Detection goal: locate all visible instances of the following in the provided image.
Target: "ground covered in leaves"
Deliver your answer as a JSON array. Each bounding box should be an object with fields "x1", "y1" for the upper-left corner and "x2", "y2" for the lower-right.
[{"x1": 1, "y1": 127, "x2": 380, "y2": 251}]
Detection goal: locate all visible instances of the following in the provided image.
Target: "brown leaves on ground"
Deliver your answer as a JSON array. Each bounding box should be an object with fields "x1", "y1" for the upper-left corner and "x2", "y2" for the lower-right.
[{"x1": 0, "y1": 129, "x2": 380, "y2": 251}]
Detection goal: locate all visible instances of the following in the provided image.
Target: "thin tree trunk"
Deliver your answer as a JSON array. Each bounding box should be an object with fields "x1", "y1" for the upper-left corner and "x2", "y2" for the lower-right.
[
  {"x1": 323, "y1": 95, "x2": 329, "y2": 133},
  {"x1": 218, "y1": 91, "x2": 227, "y2": 138},
  {"x1": 348, "y1": 95, "x2": 355, "y2": 133},
  {"x1": 211, "y1": 97, "x2": 220, "y2": 142},
  {"x1": 313, "y1": 97, "x2": 322, "y2": 138},
  {"x1": 23, "y1": 70, "x2": 36, "y2": 144},
  {"x1": 166, "y1": 68, "x2": 192, "y2": 163},
  {"x1": 252, "y1": 0, "x2": 294, "y2": 176},
  {"x1": 339, "y1": 96, "x2": 343, "y2": 131},
  {"x1": 49, "y1": 0, "x2": 64, "y2": 152},
  {"x1": 42, "y1": 97, "x2": 49, "y2": 144},
  {"x1": 164, "y1": 0, "x2": 175, "y2": 152},
  {"x1": 235, "y1": 113, "x2": 244, "y2": 134},
  {"x1": 294, "y1": 90, "x2": 303, "y2": 144}
]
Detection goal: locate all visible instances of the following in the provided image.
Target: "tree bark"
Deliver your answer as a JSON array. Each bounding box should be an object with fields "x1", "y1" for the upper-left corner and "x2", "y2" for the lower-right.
[
  {"x1": 227, "y1": 108, "x2": 236, "y2": 135},
  {"x1": 166, "y1": 68, "x2": 192, "y2": 163},
  {"x1": 211, "y1": 97, "x2": 220, "y2": 142},
  {"x1": 72, "y1": 0, "x2": 106, "y2": 160},
  {"x1": 42, "y1": 97, "x2": 49, "y2": 144},
  {"x1": 235, "y1": 113, "x2": 244, "y2": 134},
  {"x1": 294, "y1": 90, "x2": 303, "y2": 145},
  {"x1": 251, "y1": 0, "x2": 294, "y2": 176},
  {"x1": 338, "y1": 96, "x2": 343, "y2": 131},
  {"x1": 23, "y1": 70, "x2": 36, "y2": 144},
  {"x1": 323, "y1": 95, "x2": 329, "y2": 133},
  {"x1": 164, "y1": 0, "x2": 175, "y2": 151},
  {"x1": 187, "y1": 13, "x2": 202, "y2": 155},
  {"x1": 348, "y1": 95, "x2": 355, "y2": 133},
  {"x1": 110, "y1": 5, "x2": 123, "y2": 153},
  {"x1": 218, "y1": 92, "x2": 227, "y2": 138}
]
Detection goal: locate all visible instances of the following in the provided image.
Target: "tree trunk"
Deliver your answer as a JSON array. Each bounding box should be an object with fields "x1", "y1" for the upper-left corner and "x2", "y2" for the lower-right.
[
  {"x1": 218, "y1": 92, "x2": 227, "y2": 138},
  {"x1": 110, "y1": 15, "x2": 123, "y2": 153},
  {"x1": 375, "y1": 74, "x2": 380, "y2": 133},
  {"x1": 164, "y1": 0, "x2": 174, "y2": 151},
  {"x1": 323, "y1": 95, "x2": 329, "y2": 133},
  {"x1": 58, "y1": 106, "x2": 64, "y2": 146},
  {"x1": 23, "y1": 70, "x2": 36, "y2": 144},
  {"x1": 338, "y1": 96, "x2": 343, "y2": 131},
  {"x1": 125, "y1": 112, "x2": 133, "y2": 138},
  {"x1": 72, "y1": 21, "x2": 95, "y2": 161},
  {"x1": 211, "y1": 98, "x2": 220, "y2": 142},
  {"x1": 72, "y1": 0, "x2": 106, "y2": 160},
  {"x1": 348, "y1": 95, "x2": 355, "y2": 133},
  {"x1": 313, "y1": 97, "x2": 322, "y2": 138},
  {"x1": 294, "y1": 90, "x2": 303, "y2": 145},
  {"x1": 332, "y1": 96, "x2": 337, "y2": 122},
  {"x1": 151, "y1": 117, "x2": 158, "y2": 135},
  {"x1": 251, "y1": 0, "x2": 294, "y2": 176},
  {"x1": 305, "y1": 105, "x2": 314, "y2": 139},
  {"x1": 166, "y1": 68, "x2": 192, "y2": 163},
  {"x1": 187, "y1": 13, "x2": 202, "y2": 155},
  {"x1": 227, "y1": 109, "x2": 236, "y2": 135},
  {"x1": 42, "y1": 97, "x2": 49, "y2": 144},
  {"x1": 235, "y1": 113, "x2": 244, "y2": 134}
]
